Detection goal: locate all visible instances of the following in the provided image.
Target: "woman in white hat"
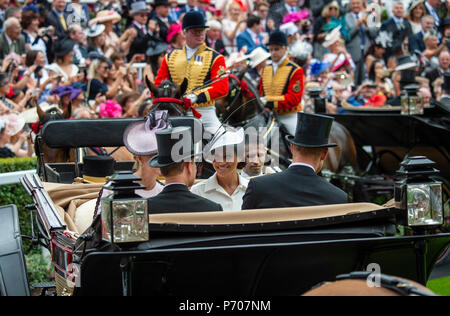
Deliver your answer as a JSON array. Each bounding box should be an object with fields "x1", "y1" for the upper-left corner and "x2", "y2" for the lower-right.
[
  {"x1": 407, "y1": 0, "x2": 426, "y2": 34},
  {"x1": 87, "y1": 24, "x2": 108, "y2": 57},
  {"x1": 245, "y1": 47, "x2": 270, "y2": 87},
  {"x1": 322, "y1": 27, "x2": 355, "y2": 74},
  {"x1": 191, "y1": 127, "x2": 248, "y2": 211}
]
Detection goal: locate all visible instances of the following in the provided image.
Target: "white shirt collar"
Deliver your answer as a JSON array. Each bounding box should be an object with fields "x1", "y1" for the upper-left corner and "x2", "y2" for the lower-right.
[
  {"x1": 186, "y1": 44, "x2": 201, "y2": 61},
  {"x1": 164, "y1": 182, "x2": 187, "y2": 188},
  {"x1": 289, "y1": 162, "x2": 316, "y2": 173},
  {"x1": 273, "y1": 53, "x2": 288, "y2": 74},
  {"x1": 133, "y1": 21, "x2": 147, "y2": 32},
  {"x1": 204, "y1": 173, "x2": 248, "y2": 194}
]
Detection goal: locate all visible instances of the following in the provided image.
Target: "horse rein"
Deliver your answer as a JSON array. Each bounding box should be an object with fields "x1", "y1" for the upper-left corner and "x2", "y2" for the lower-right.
[{"x1": 335, "y1": 272, "x2": 437, "y2": 296}]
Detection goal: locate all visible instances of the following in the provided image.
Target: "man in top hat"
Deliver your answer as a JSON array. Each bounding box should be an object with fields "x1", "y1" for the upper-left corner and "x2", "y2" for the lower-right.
[
  {"x1": 259, "y1": 30, "x2": 305, "y2": 136},
  {"x1": 242, "y1": 113, "x2": 348, "y2": 210},
  {"x1": 155, "y1": 11, "x2": 229, "y2": 136},
  {"x1": 148, "y1": 126, "x2": 223, "y2": 213},
  {"x1": 150, "y1": 0, "x2": 178, "y2": 43},
  {"x1": 126, "y1": 1, "x2": 152, "y2": 61}
]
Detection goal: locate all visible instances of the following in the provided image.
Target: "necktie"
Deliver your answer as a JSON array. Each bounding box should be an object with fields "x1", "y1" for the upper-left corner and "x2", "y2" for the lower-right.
[
  {"x1": 356, "y1": 14, "x2": 366, "y2": 47},
  {"x1": 9, "y1": 41, "x2": 15, "y2": 54},
  {"x1": 141, "y1": 26, "x2": 146, "y2": 35},
  {"x1": 60, "y1": 14, "x2": 67, "y2": 31},
  {"x1": 291, "y1": 7, "x2": 295, "y2": 13}
]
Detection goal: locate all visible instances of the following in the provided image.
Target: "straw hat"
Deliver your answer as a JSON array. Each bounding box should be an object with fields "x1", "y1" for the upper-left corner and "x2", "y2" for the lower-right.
[
  {"x1": 323, "y1": 26, "x2": 342, "y2": 48},
  {"x1": 19, "y1": 102, "x2": 62, "y2": 123},
  {"x1": 88, "y1": 10, "x2": 121, "y2": 27}
]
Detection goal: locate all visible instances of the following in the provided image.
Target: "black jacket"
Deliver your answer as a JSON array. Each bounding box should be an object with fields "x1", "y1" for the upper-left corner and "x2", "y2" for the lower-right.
[
  {"x1": 242, "y1": 165, "x2": 348, "y2": 210},
  {"x1": 206, "y1": 38, "x2": 228, "y2": 57},
  {"x1": 45, "y1": 10, "x2": 68, "y2": 40},
  {"x1": 148, "y1": 184, "x2": 223, "y2": 214},
  {"x1": 380, "y1": 18, "x2": 412, "y2": 56}
]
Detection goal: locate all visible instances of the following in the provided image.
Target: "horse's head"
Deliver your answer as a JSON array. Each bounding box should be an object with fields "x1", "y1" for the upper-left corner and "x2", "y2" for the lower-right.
[
  {"x1": 35, "y1": 103, "x2": 72, "y2": 163},
  {"x1": 146, "y1": 76, "x2": 188, "y2": 116}
]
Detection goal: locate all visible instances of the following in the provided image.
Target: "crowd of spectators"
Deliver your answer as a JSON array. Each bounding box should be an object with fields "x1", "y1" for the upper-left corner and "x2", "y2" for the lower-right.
[{"x1": 0, "y1": 0, "x2": 449, "y2": 159}]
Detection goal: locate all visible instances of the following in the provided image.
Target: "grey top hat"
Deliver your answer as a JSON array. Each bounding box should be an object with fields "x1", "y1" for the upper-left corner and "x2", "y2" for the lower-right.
[{"x1": 130, "y1": 1, "x2": 150, "y2": 15}]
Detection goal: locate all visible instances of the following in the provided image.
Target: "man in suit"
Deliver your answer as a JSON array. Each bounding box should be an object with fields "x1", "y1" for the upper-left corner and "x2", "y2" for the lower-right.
[
  {"x1": 236, "y1": 15, "x2": 266, "y2": 54},
  {"x1": 380, "y1": 1, "x2": 413, "y2": 58},
  {"x1": 425, "y1": 50, "x2": 450, "y2": 97},
  {"x1": 68, "y1": 24, "x2": 88, "y2": 66},
  {"x1": 409, "y1": 15, "x2": 435, "y2": 54},
  {"x1": 345, "y1": 0, "x2": 377, "y2": 82},
  {"x1": 148, "y1": 126, "x2": 223, "y2": 213},
  {"x1": 205, "y1": 20, "x2": 228, "y2": 57},
  {"x1": 268, "y1": 0, "x2": 300, "y2": 28},
  {"x1": 439, "y1": 72, "x2": 450, "y2": 112},
  {"x1": 0, "y1": 17, "x2": 27, "y2": 65},
  {"x1": 242, "y1": 113, "x2": 348, "y2": 210},
  {"x1": 179, "y1": 0, "x2": 206, "y2": 19},
  {"x1": 424, "y1": 0, "x2": 442, "y2": 29},
  {"x1": 45, "y1": 0, "x2": 68, "y2": 39},
  {"x1": 151, "y1": 0, "x2": 177, "y2": 43},
  {"x1": 127, "y1": 1, "x2": 151, "y2": 61}
]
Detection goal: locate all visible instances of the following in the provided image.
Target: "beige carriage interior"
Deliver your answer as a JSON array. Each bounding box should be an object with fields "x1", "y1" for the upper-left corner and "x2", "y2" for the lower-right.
[{"x1": 43, "y1": 182, "x2": 391, "y2": 237}]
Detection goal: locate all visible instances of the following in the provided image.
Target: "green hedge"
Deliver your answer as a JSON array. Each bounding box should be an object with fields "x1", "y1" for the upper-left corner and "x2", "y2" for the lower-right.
[
  {"x1": 0, "y1": 158, "x2": 52, "y2": 286},
  {"x1": 0, "y1": 157, "x2": 37, "y2": 252}
]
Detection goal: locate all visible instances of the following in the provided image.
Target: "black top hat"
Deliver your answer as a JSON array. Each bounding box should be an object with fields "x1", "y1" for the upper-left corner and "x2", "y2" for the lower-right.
[
  {"x1": 182, "y1": 11, "x2": 209, "y2": 31},
  {"x1": 153, "y1": 0, "x2": 170, "y2": 7},
  {"x1": 268, "y1": 30, "x2": 288, "y2": 47},
  {"x1": 286, "y1": 113, "x2": 337, "y2": 148},
  {"x1": 442, "y1": 72, "x2": 450, "y2": 92},
  {"x1": 149, "y1": 127, "x2": 198, "y2": 168},
  {"x1": 54, "y1": 37, "x2": 75, "y2": 57},
  {"x1": 82, "y1": 155, "x2": 115, "y2": 183},
  {"x1": 146, "y1": 40, "x2": 168, "y2": 57}
]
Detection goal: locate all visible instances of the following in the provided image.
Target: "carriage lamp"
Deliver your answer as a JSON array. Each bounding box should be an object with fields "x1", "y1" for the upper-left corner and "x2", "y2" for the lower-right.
[
  {"x1": 101, "y1": 171, "x2": 149, "y2": 244},
  {"x1": 400, "y1": 84, "x2": 424, "y2": 116},
  {"x1": 307, "y1": 88, "x2": 326, "y2": 114},
  {"x1": 395, "y1": 156, "x2": 443, "y2": 228}
]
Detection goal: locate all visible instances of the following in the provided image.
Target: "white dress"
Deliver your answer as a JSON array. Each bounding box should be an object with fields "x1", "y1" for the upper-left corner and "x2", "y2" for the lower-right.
[
  {"x1": 191, "y1": 173, "x2": 249, "y2": 211},
  {"x1": 46, "y1": 63, "x2": 79, "y2": 83}
]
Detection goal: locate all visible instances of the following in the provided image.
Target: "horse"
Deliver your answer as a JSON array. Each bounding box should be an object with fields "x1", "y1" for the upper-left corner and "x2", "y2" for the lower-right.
[
  {"x1": 35, "y1": 103, "x2": 74, "y2": 164},
  {"x1": 146, "y1": 77, "x2": 188, "y2": 117}
]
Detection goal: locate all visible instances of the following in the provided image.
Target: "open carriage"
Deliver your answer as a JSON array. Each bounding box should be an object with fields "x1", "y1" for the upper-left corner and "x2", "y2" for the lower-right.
[{"x1": 1, "y1": 117, "x2": 449, "y2": 296}]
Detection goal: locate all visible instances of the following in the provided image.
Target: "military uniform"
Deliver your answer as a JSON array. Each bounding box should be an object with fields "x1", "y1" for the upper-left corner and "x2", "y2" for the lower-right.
[
  {"x1": 259, "y1": 31, "x2": 305, "y2": 136},
  {"x1": 154, "y1": 11, "x2": 229, "y2": 135}
]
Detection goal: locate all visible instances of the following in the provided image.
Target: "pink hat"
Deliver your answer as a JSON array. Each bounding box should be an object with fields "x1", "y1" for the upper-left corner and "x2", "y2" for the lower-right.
[
  {"x1": 282, "y1": 10, "x2": 309, "y2": 24},
  {"x1": 99, "y1": 100, "x2": 122, "y2": 118},
  {"x1": 167, "y1": 23, "x2": 182, "y2": 43},
  {"x1": 123, "y1": 110, "x2": 171, "y2": 156}
]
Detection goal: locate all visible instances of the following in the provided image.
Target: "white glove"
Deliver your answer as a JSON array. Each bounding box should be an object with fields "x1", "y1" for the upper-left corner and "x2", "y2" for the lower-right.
[
  {"x1": 260, "y1": 96, "x2": 267, "y2": 105},
  {"x1": 185, "y1": 93, "x2": 198, "y2": 104}
]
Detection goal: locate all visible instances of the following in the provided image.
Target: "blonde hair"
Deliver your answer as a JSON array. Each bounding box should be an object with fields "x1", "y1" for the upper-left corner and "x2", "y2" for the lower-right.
[{"x1": 322, "y1": 1, "x2": 340, "y2": 18}]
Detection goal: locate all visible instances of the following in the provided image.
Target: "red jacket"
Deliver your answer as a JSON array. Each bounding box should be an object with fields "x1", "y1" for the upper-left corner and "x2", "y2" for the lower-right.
[{"x1": 155, "y1": 44, "x2": 229, "y2": 107}]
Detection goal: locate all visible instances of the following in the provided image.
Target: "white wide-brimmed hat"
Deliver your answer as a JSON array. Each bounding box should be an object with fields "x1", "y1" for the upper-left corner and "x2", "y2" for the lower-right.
[
  {"x1": 226, "y1": 52, "x2": 250, "y2": 68},
  {"x1": 19, "y1": 103, "x2": 62, "y2": 123},
  {"x1": 86, "y1": 23, "x2": 106, "y2": 38},
  {"x1": 203, "y1": 126, "x2": 245, "y2": 163},
  {"x1": 248, "y1": 47, "x2": 270, "y2": 68},
  {"x1": 323, "y1": 26, "x2": 342, "y2": 48},
  {"x1": 0, "y1": 113, "x2": 25, "y2": 136},
  {"x1": 123, "y1": 110, "x2": 171, "y2": 156},
  {"x1": 280, "y1": 22, "x2": 299, "y2": 37}
]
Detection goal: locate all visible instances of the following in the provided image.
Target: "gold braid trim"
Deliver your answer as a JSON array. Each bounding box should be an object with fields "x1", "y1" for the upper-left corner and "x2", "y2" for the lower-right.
[{"x1": 262, "y1": 58, "x2": 293, "y2": 101}]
